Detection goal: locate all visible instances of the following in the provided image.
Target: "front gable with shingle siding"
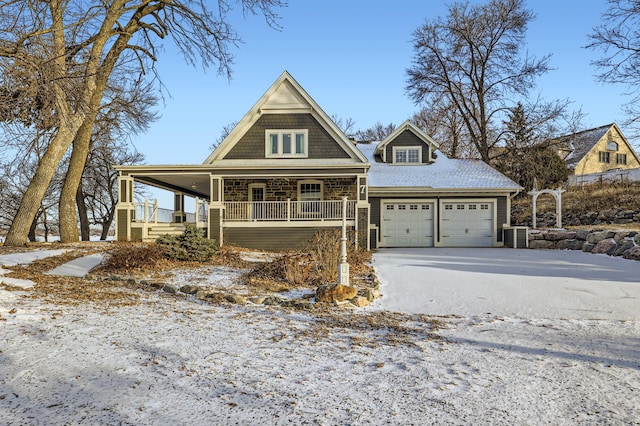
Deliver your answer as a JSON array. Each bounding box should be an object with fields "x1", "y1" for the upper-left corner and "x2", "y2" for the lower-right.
[
  {"x1": 375, "y1": 120, "x2": 439, "y2": 165},
  {"x1": 223, "y1": 113, "x2": 350, "y2": 160},
  {"x1": 205, "y1": 71, "x2": 367, "y2": 166}
]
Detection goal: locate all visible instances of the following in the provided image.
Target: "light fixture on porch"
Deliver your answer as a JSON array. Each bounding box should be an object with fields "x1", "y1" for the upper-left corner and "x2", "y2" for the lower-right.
[{"x1": 191, "y1": 182, "x2": 197, "y2": 190}]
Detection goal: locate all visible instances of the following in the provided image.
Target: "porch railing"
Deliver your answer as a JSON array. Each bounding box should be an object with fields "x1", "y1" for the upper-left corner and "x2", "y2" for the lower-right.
[
  {"x1": 133, "y1": 199, "x2": 207, "y2": 224},
  {"x1": 224, "y1": 200, "x2": 356, "y2": 222}
]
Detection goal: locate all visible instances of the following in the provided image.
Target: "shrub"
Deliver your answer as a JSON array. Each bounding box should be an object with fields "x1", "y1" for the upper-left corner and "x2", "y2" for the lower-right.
[
  {"x1": 304, "y1": 229, "x2": 369, "y2": 283},
  {"x1": 103, "y1": 242, "x2": 165, "y2": 271},
  {"x1": 156, "y1": 224, "x2": 217, "y2": 262}
]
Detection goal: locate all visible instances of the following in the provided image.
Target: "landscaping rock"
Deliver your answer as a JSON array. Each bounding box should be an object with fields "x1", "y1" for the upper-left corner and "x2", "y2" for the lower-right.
[
  {"x1": 351, "y1": 296, "x2": 371, "y2": 307},
  {"x1": 262, "y1": 296, "x2": 284, "y2": 306},
  {"x1": 635, "y1": 234, "x2": 640, "y2": 246},
  {"x1": 315, "y1": 283, "x2": 358, "y2": 303},
  {"x1": 611, "y1": 239, "x2": 635, "y2": 257},
  {"x1": 280, "y1": 300, "x2": 312, "y2": 309},
  {"x1": 623, "y1": 246, "x2": 640, "y2": 261},
  {"x1": 582, "y1": 242, "x2": 596, "y2": 253},
  {"x1": 248, "y1": 296, "x2": 267, "y2": 305},
  {"x1": 557, "y1": 239, "x2": 583, "y2": 251},
  {"x1": 591, "y1": 239, "x2": 617, "y2": 254},
  {"x1": 179, "y1": 284, "x2": 200, "y2": 295},
  {"x1": 162, "y1": 283, "x2": 179, "y2": 294},
  {"x1": 544, "y1": 230, "x2": 576, "y2": 241},
  {"x1": 575, "y1": 229, "x2": 590, "y2": 241},
  {"x1": 362, "y1": 288, "x2": 376, "y2": 302},
  {"x1": 225, "y1": 294, "x2": 247, "y2": 304},
  {"x1": 529, "y1": 240, "x2": 555, "y2": 250},
  {"x1": 586, "y1": 231, "x2": 615, "y2": 244}
]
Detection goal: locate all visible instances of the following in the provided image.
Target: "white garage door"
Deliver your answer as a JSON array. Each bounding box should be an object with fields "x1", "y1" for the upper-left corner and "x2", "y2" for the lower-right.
[
  {"x1": 442, "y1": 202, "x2": 494, "y2": 247},
  {"x1": 382, "y1": 202, "x2": 434, "y2": 247}
]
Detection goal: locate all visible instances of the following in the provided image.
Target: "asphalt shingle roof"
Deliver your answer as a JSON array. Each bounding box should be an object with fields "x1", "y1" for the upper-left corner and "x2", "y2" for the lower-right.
[
  {"x1": 357, "y1": 143, "x2": 522, "y2": 190},
  {"x1": 551, "y1": 124, "x2": 612, "y2": 168}
]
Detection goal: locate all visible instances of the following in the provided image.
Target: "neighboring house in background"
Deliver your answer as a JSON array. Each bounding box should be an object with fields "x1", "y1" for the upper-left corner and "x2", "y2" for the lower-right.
[
  {"x1": 551, "y1": 123, "x2": 640, "y2": 177},
  {"x1": 114, "y1": 71, "x2": 522, "y2": 250}
]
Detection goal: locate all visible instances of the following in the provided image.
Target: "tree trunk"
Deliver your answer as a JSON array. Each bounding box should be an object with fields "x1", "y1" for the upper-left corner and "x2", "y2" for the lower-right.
[
  {"x1": 76, "y1": 185, "x2": 90, "y2": 241},
  {"x1": 28, "y1": 214, "x2": 38, "y2": 242},
  {"x1": 59, "y1": 118, "x2": 95, "y2": 243},
  {"x1": 4, "y1": 126, "x2": 79, "y2": 246},
  {"x1": 100, "y1": 205, "x2": 116, "y2": 240}
]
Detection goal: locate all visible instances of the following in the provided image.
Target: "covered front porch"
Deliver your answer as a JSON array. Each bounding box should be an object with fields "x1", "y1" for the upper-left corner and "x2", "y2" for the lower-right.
[{"x1": 114, "y1": 165, "x2": 370, "y2": 249}]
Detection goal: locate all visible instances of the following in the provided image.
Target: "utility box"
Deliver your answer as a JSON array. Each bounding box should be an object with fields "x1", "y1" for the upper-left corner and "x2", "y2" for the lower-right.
[{"x1": 503, "y1": 226, "x2": 529, "y2": 248}]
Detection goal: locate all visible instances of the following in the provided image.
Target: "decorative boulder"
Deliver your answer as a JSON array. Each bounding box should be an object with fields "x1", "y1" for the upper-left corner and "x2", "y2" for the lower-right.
[
  {"x1": 351, "y1": 296, "x2": 372, "y2": 307},
  {"x1": 586, "y1": 231, "x2": 615, "y2": 245},
  {"x1": 582, "y1": 242, "x2": 596, "y2": 253},
  {"x1": 591, "y1": 239, "x2": 617, "y2": 254},
  {"x1": 529, "y1": 240, "x2": 555, "y2": 250},
  {"x1": 623, "y1": 246, "x2": 640, "y2": 261},
  {"x1": 612, "y1": 239, "x2": 636, "y2": 257},
  {"x1": 316, "y1": 283, "x2": 358, "y2": 303},
  {"x1": 557, "y1": 239, "x2": 584, "y2": 251}
]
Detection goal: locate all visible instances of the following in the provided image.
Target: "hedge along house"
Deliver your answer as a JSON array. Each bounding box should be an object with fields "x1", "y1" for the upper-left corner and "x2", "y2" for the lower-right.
[
  {"x1": 114, "y1": 71, "x2": 522, "y2": 249},
  {"x1": 357, "y1": 121, "x2": 523, "y2": 248},
  {"x1": 114, "y1": 71, "x2": 371, "y2": 250}
]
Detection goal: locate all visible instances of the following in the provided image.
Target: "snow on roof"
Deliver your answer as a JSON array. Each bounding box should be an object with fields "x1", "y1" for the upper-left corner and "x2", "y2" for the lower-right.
[{"x1": 357, "y1": 143, "x2": 522, "y2": 190}]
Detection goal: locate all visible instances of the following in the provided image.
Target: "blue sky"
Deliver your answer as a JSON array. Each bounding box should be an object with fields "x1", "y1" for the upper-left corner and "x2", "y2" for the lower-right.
[{"x1": 133, "y1": 0, "x2": 625, "y2": 166}]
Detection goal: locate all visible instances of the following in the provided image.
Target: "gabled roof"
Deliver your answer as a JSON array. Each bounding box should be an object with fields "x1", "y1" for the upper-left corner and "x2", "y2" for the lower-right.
[
  {"x1": 374, "y1": 120, "x2": 440, "y2": 158},
  {"x1": 549, "y1": 123, "x2": 614, "y2": 168},
  {"x1": 358, "y1": 143, "x2": 522, "y2": 191},
  {"x1": 203, "y1": 71, "x2": 368, "y2": 164}
]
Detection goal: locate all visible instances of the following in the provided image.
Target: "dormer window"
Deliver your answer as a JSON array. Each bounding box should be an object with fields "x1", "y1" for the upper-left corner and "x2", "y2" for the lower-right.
[
  {"x1": 393, "y1": 146, "x2": 422, "y2": 164},
  {"x1": 266, "y1": 130, "x2": 308, "y2": 158}
]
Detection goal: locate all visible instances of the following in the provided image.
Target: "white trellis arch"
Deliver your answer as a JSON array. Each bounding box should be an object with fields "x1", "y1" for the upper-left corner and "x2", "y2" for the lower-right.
[{"x1": 528, "y1": 188, "x2": 566, "y2": 229}]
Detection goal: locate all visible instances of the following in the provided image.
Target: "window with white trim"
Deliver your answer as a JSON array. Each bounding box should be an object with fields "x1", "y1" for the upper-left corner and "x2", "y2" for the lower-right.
[
  {"x1": 392, "y1": 146, "x2": 422, "y2": 164},
  {"x1": 297, "y1": 180, "x2": 322, "y2": 215},
  {"x1": 266, "y1": 130, "x2": 308, "y2": 158}
]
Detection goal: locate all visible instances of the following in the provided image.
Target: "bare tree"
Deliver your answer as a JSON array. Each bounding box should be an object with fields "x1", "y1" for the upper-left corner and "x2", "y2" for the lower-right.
[
  {"x1": 406, "y1": 0, "x2": 552, "y2": 163},
  {"x1": 588, "y1": 0, "x2": 640, "y2": 135},
  {"x1": 0, "y1": 0, "x2": 285, "y2": 246},
  {"x1": 412, "y1": 98, "x2": 473, "y2": 158},
  {"x1": 353, "y1": 121, "x2": 396, "y2": 142},
  {"x1": 330, "y1": 114, "x2": 356, "y2": 138}
]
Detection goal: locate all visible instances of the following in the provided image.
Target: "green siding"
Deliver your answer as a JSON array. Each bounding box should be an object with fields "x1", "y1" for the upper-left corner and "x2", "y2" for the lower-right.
[
  {"x1": 224, "y1": 114, "x2": 350, "y2": 160},
  {"x1": 497, "y1": 196, "x2": 507, "y2": 243},
  {"x1": 225, "y1": 226, "x2": 345, "y2": 250},
  {"x1": 212, "y1": 178, "x2": 219, "y2": 202},
  {"x1": 385, "y1": 130, "x2": 431, "y2": 163},
  {"x1": 117, "y1": 209, "x2": 128, "y2": 241},
  {"x1": 209, "y1": 209, "x2": 221, "y2": 243},
  {"x1": 357, "y1": 207, "x2": 369, "y2": 249},
  {"x1": 369, "y1": 197, "x2": 381, "y2": 228},
  {"x1": 131, "y1": 228, "x2": 142, "y2": 242}
]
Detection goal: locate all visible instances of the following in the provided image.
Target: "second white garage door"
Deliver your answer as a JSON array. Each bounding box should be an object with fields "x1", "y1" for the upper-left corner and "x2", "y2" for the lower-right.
[
  {"x1": 441, "y1": 202, "x2": 494, "y2": 247},
  {"x1": 382, "y1": 202, "x2": 434, "y2": 247}
]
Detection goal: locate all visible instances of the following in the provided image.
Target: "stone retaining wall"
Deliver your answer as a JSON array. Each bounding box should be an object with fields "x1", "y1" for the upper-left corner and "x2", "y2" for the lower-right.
[{"x1": 528, "y1": 229, "x2": 640, "y2": 261}]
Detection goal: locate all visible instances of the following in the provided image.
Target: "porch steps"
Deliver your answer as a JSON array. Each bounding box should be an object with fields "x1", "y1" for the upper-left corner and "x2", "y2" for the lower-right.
[{"x1": 144, "y1": 224, "x2": 186, "y2": 242}]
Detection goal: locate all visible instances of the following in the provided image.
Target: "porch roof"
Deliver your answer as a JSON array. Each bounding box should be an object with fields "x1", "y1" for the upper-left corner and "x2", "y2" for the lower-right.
[{"x1": 114, "y1": 162, "x2": 369, "y2": 200}]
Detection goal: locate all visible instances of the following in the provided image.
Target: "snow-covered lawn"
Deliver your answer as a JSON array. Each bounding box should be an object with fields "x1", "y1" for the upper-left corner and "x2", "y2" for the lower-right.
[{"x1": 1, "y1": 247, "x2": 639, "y2": 424}]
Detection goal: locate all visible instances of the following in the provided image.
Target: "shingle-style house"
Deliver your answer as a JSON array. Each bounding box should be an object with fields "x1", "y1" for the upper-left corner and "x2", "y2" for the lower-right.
[
  {"x1": 552, "y1": 123, "x2": 640, "y2": 176},
  {"x1": 114, "y1": 71, "x2": 522, "y2": 249}
]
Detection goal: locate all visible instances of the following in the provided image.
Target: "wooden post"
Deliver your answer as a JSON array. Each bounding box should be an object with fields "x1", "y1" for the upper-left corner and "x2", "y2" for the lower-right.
[{"x1": 338, "y1": 197, "x2": 350, "y2": 285}]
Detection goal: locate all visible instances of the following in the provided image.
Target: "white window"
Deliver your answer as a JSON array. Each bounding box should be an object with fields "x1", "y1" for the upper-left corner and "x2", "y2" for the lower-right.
[
  {"x1": 469, "y1": 204, "x2": 477, "y2": 210},
  {"x1": 298, "y1": 180, "x2": 322, "y2": 215},
  {"x1": 457, "y1": 204, "x2": 465, "y2": 210},
  {"x1": 445, "y1": 204, "x2": 453, "y2": 210},
  {"x1": 392, "y1": 146, "x2": 422, "y2": 164},
  {"x1": 266, "y1": 130, "x2": 308, "y2": 158}
]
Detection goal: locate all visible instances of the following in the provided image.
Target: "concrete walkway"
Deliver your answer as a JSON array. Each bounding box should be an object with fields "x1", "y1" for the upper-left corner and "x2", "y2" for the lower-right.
[{"x1": 373, "y1": 248, "x2": 640, "y2": 320}]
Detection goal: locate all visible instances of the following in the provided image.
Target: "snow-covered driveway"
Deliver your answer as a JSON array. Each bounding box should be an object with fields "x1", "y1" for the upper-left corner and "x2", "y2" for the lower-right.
[{"x1": 374, "y1": 248, "x2": 640, "y2": 320}]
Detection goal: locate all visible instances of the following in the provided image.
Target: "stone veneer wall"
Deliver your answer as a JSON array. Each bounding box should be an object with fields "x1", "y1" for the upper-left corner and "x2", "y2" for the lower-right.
[
  {"x1": 528, "y1": 228, "x2": 640, "y2": 261},
  {"x1": 223, "y1": 178, "x2": 356, "y2": 202}
]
